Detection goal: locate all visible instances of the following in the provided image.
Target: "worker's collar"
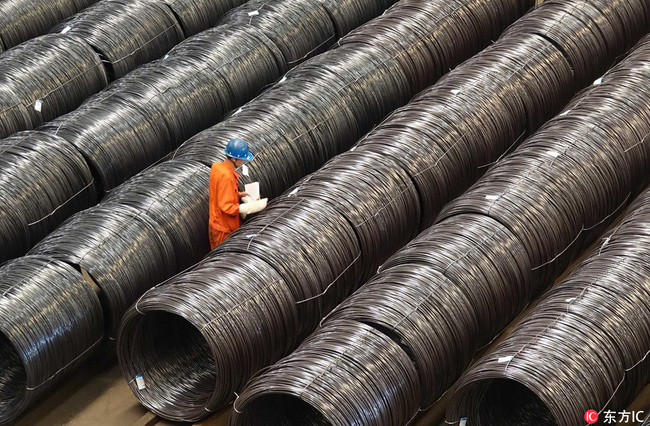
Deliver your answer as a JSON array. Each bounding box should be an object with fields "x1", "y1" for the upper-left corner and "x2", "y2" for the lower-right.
[{"x1": 223, "y1": 159, "x2": 240, "y2": 178}]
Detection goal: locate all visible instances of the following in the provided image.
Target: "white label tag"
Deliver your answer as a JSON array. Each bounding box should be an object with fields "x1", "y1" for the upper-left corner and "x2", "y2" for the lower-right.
[
  {"x1": 234, "y1": 107, "x2": 243, "y2": 115},
  {"x1": 241, "y1": 164, "x2": 249, "y2": 176},
  {"x1": 559, "y1": 109, "x2": 571, "y2": 117},
  {"x1": 279, "y1": 76, "x2": 287, "y2": 83},
  {"x1": 485, "y1": 195, "x2": 500, "y2": 201},
  {"x1": 593, "y1": 77, "x2": 603, "y2": 85},
  {"x1": 498, "y1": 356, "x2": 514, "y2": 363},
  {"x1": 451, "y1": 89, "x2": 461, "y2": 95},
  {"x1": 61, "y1": 25, "x2": 72, "y2": 34},
  {"x1": 546, "y1": 150, "x2": 560, "y2": 158},
  {"x1": 34, "y1": 100, "x2": 43, "y2": 112},
  {"x1": 135, "y1": 375, "x2": 146, "y2": 390},
  {"x1": 163, "y1": 54, "x2": 169, "y2": 59},
  {"x1": 248, "y1": 10, "x2": 260, "y2": 16},
  {"x1": 565, "y1": 298, "x2": 576, "y2": 303},
  {"x1": 460, "y1": 419, "x2": 468, "y2": 426},
  {"x1": 289, "y1": 187, "x2": 300, "y2": 196}
]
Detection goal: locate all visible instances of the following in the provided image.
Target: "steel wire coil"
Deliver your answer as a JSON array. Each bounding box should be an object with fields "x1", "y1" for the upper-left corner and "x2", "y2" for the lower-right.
[
  {"x1": 324, "y1": 214, "x2": 533, "y2": 409},
  {"x1": 231, "y1": 319, "x2": 421, "y2": 426},
  {"x1": 318, "y1": 0, "x2": 399, "y2": 37},
  {"x1": 212, "y1": 196, "x2": 363, "y2": 338},
  {"x1": 219, "y1": 0, "x2": 335, "y2": 66},
  {"x1": 51, "y1": 0, "x2": 185, "y2": 80},
  {"x1": 502, "y1": 0, "x2": 650, "y2": 87},
  {"x1": 0, "y1": 255, "x2": 104, "y2": 424},
  {"x1": 446, "y1": 187, "x2": 650, "y2": 425},
  {"x1": 0, "y1": 0, "x2": 97, "y2": 51},
  {"x1": 438, "y1": 60, "x2": 650, "y2": 291},
  {"x1": 156, "y1": 0, "x2": 246, "y2": 37},
  {"x1": 118, "y1": 253, "x2": 299, "y2": 421},
  {"x1": 29, "y1": 203, "x2": 177, "y2": 339},
  {"x1": 0, "y1": 131, "x2": 97, "y2": 263},
  {"x1": 338, "y1": 0, "x2": 534, "y2": 93},
  {"x1": 0, "y1": 33, "x2": 108, "y2": 138},
  {"x1": 101, "y1": 160, "x2": 211, "y2": 272}
]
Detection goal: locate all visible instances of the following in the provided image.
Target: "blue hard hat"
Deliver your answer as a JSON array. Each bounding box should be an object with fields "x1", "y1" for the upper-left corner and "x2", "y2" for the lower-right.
[{"x1": 224, "y1": 138, "x2": 253, "y2": 161}]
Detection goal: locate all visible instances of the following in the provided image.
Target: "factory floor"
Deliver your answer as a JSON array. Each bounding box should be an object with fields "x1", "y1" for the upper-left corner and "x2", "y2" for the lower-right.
[{"x1": 16, "y1": 202, "x2": 650, "y2": 426}]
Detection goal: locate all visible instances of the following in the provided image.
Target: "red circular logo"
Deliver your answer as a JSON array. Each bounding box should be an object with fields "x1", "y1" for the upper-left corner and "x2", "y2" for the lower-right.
[{"x1": 585, "y1": 410, "x2": 598, "y2": 424}]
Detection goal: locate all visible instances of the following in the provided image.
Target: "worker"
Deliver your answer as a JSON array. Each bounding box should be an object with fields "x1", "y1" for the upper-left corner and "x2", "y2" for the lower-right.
[{"x1": 209, "y1": 138, "x2": 267, "y2": 249}]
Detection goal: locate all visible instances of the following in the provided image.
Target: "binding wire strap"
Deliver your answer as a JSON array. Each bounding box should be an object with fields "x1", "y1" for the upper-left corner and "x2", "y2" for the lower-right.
[
  {"x1": 446, "y1": 187, "x2": 650, "y2": 426},
  {"x1": 0, "y1": 0, "x2": 97, "y2": 51},
  {"x1": 231, "y1": 320, "x2": 421, "y2": 426},
  {"x1": 0, "y1": 131, "x2": 97, "y2": 263},
  {"x1": 0, "y1": 33, "x2": 108, "y2": 138},
  {"x1": 51, "y1": 0, "x2": 185, "y2": 80},
  {"x1": 0, "y1": 255, "x2": 104, "y2": 424}
]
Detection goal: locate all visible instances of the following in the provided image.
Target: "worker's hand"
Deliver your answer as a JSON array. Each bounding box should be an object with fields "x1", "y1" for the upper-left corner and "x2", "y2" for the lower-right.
[{"x1": 238, "y1": 191, "x2": 249, "y2": 198}]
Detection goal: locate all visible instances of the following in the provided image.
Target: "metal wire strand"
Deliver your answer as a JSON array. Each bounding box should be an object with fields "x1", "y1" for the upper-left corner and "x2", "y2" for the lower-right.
[
  {"x1": 0, "y1": 0, "x2": 97, "y2": 50},
  {"x1": 0, "y1": 255, "x2": 104, "y2": 424},
  {"x1": 0, "y1": 131, "x2": 98, "y2": 263},
  {"x1": 50, "y1": 0, "x2": 185, "y2": 80}
]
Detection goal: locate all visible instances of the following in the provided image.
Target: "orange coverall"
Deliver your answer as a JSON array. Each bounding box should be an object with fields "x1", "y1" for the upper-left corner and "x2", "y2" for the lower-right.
[{"x1": 209, "y1": 160, "x2": 240, "y2": 249}]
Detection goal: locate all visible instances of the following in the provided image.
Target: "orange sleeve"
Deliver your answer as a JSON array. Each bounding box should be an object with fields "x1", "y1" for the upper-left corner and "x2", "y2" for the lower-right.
[{"x1": 217, "y1": 174, "x2": 240, "y2": 217}]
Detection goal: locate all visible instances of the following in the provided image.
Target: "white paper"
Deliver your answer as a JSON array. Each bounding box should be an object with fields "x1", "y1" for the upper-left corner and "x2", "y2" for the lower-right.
[
  {"x1": 559, "y1": 109, "x2": 571, "y2": 117},
  {"x1": 565, "y1": 298, "x2": 576, "y2": 303},
  {"x1": 289, "y1": 187, "x2": 300, "y2": 196},
  {"x1": 241, "y1": 164, "x2": 249, "y2": 176},
  {"x1": 451, "y1": 89, "x2": 461, "y2": 95},
  {"x1": 245, "y1": 182, "x2": 260, "y2": 201},
  {"x1": 498, "y1": 356, "x2": 514, "y2": 363},
  {"x1": 135, "y1": 375, "x2": 146, "y2": 390},
  {"x1": 485, "y1": 195, "x2": 500, "y2": 201},
  {"x1": 61, "y1": 25, "x2": 72, "y2": 34},
  {"x1": 34, "y1": 100, "x2": 43, "y2": 112},
  {"x1": 593, "y1": 77, "x2": 603, "y2": 85},
  {"x1": 546, "y1": 150, "x2": 561, "y2": 158},
  {"x1": 279, "y1": 76, "x2": 287, "y2": 83},
  {"x1": 459, "y1": 419, "x2": 468, "y2": 426},
  {"x1": 248, "y1": 10, "x2": 260, "y2": 16}
]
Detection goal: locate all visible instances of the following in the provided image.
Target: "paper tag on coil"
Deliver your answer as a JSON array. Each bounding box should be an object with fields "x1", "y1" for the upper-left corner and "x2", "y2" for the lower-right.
[
  {"x1": 279, "y1": 76, "x2": 287, "y2": 83},
  {"x1": 546, "y1": 150, "x2": 560, "y2": 158},
  {"x1": 241, "y1": 164, "x2": 249, "y2": 176},
  {"x1": 459, "y1": 419, "x2": 468, "y2": 426},
  {"x1": 559, "y1": 109, "x2": 571, "y2": 117},
  {"x1": 234, "y1": 107, "x2": 243, "y2": 115},
  {"x1": 248, "y1": 10, "x2": 260, "y2": 16},
  {"x1": 34, "y1": 100, "x2": 43, "y2": 112},
  {"x1": 593, "y1": 77, "x2": 603, "y2": 85},
  {"x1": 135, "y1": 375, "x2": 146, "y2": 390},
  {"x1": 498, "y1": 356, "x2": 513, "y2": 363},
  {"x1": 565, "y1": 298, "x2": 576, "y2": 303},
  {"x1": 451, "y1": 89, "x2": 461, "y2": 95},
  {"x1": 289, "y1": 187, "x2": 300, "y2": 196},
  {"x1": 485, "y1": 195, "x2": 500, "y2": 201},
  {"x1": 61, "y1": 25, "x2": 72, "y2": 34}
]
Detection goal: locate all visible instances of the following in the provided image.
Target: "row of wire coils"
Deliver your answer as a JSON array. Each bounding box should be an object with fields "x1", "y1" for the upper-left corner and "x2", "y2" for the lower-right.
[
  {"x1": 115, "y1": 0, "x2": 650, "y2": 421},
  {"x1": 0, "y1": 0, "x2": 404, "y2": 422},
  {"x1": 0, "y1": 0, "x2": 389, "y2": 264},
  {"x1": 232, "y1": 10, "x2": 650, "y2": 426},
  {"x1": 114, "y1": 0, "x2": 650, "y2": 424}
]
